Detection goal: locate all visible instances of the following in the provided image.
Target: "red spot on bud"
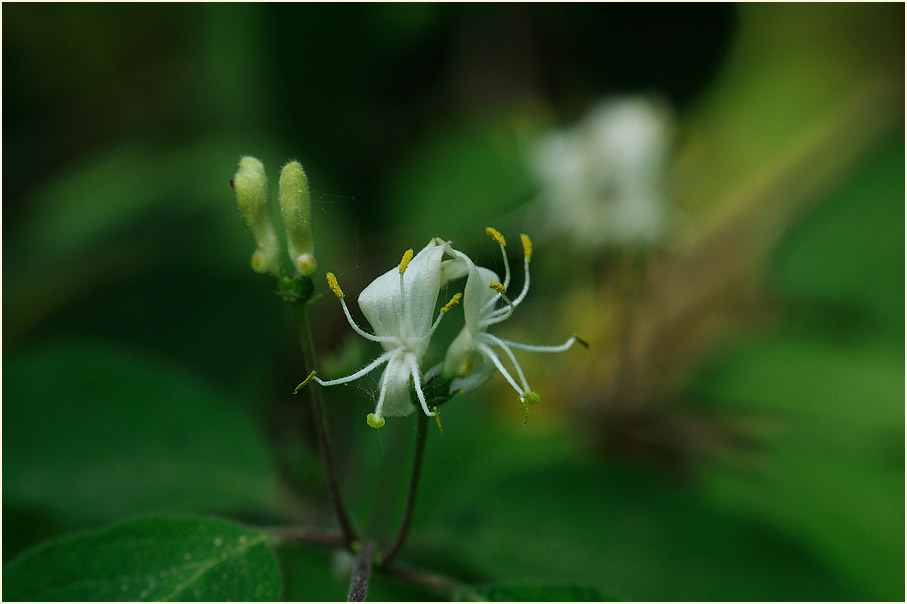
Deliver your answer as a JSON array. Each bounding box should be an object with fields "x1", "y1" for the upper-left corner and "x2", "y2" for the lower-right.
[{"x1": 229, "y1": 178, "x2": 235, "y2": 190}]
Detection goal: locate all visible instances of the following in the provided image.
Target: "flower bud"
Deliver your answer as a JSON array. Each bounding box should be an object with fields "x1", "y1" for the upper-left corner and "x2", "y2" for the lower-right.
[
  {"x1": 233, "y1": 156, "x2": 280, "y2": 275},
  {"x1": 278, "y1": 161, "x2": 317, "y2": 277}
]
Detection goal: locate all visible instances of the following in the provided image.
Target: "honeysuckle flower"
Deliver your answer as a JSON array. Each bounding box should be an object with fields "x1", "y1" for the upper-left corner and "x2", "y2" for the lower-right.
[
  {"x1": 529, "y1": 96, "x2": 675, "y2": 249},
  {"x1": 442, "y1": 228, "x2": 585, "y2": 420},
  {"x1": 301, "y1": 239, "x2": 462, "y2": 429}
]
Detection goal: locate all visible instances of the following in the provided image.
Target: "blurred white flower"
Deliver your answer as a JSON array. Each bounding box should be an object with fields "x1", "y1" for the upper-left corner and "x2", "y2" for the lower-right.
[{"x1": 530, "y1": 96, "x2": 675, "y2": 248}]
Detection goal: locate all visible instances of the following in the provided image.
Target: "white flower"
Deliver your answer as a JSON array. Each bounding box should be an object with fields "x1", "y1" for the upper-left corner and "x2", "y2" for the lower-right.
[
  {"x1": 304, "y1": 239, "x2": 462, "y2": 429},
  {"x1": 530, "y1": 96, "x2": 674, "y2": 249},
  {"x1": 442, "y1": 228, "x2": 584, "y2": 419}
]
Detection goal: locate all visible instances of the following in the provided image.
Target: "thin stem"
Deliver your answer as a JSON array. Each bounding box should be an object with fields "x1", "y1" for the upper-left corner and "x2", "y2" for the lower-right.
[
  {"x1": 383, "y1": 562, "x2": 464, "y2": 598},
  {"x1": 347, "y1": 542, "x2": 377, "y2": 602},
  {"x1": 378, "y1": 411, "x2": 428, "y2": 566},
  {"x1": 293, "y1": 302, "x2": 358, "y2": 547}
]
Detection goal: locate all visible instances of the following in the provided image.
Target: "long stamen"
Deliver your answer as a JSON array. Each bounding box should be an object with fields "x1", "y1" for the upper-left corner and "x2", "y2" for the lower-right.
[
  {"x1": 313, "y1": 350, "x2": 393, "y2": 386},
  {"x1": 326, "y1": 272, "x2": 397, "y2": 344},
  {"x1": 484, "y1": 334, "x2": 530, "y2": 392},
  {"x1": 509, "y1": 236, "x2": 532, "y2": 308},
  {"x1": 427, "y1": 292, "x2": 462, "y2": 337},
  {"x1": 477, "y1": 343, "x2": 525, "y2": 396},
  {"x1": 406, "y1": 354, "x2": 435, "y2": 417},
  {"x1": 368, "y1": 361, "x2": 395, "y2": 428},
  {"x1": 485, "y1": 227, "x2": 511, "y2": 291},
  {"x1": 481, "y1": 282, "x2": 516, "y2": 326},
  {"x1": 498, "y1": 334, "x2": 585, "y2": 353},
  {"x1": 340, "y1": 298, "x2": 398, "y2": 344}
]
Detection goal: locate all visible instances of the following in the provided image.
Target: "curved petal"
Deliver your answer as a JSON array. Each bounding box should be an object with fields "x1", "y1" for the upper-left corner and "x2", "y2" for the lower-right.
[
  {"x1": 358, "y1": 240, "x2": 445, "y2": 341},
  {"x1": 380, "y1": 358, "x2": 417, "y2": 417}
]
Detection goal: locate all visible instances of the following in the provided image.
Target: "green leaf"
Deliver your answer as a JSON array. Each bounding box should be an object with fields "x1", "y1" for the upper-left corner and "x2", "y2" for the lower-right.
[
  {"x1": 387, "y1": 113, "x2": 540, "y2": 247},
  {"x1": 3, "y1": 342, "x2": 282, "y2": 533},
  {"x1": 2, "y1": 515, "x2": 280, "y2": 601},
  {"x1": 459, "y1": 583, "x2": 615, "y2": 602}
]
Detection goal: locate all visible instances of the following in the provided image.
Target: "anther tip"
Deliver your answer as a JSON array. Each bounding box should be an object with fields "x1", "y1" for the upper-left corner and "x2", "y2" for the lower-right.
[
  {"x1": 573, "y1": 334, "x2": 590, "y2": 349},
  {"x1": 293, "y1": 370, "x2": 317, "y2": 394},
  {"x1": 485, "y1": 227, "x2": 507, "y2": 247},
  {"x1": 520, "y1": 234, "x2": 533, "y2": 262},
  {"x1": 367, "y1": 413, "x2": 386, "y2": 429},
  {"x1": 441, "y1": 292, "x2": 462, "y2": 313},
  {"x1": 398, "y1": 248, "x2": 414, "y2": 274},
  {"x1": 489, "y1": 281, "x2": 505, "y2": 295},
  {"x1": 326, "y1": 272, "x2": 344, "y2": 298}
]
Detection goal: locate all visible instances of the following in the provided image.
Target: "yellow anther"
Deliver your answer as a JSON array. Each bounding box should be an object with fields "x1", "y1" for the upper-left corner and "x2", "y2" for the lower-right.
[
  {"x1": 520, "y1": 234, "x2": 533, "y2": 262},
  {"x1": 573, "y1": 333, "x2": 590, "y2": 349},
  {"x1": 441, "y1": 292, "x2": 462, "y2": 313},
  {"x1": 293, "y1": 370, "x2": 317, "y2": 394},
  {"x1": 433, "y1": 406, "x2": 444, "y2": 437},
  {"x1": 367, "y1": 413, "x2": 386, "y2": 429},
  {"x1": 489, "y1": 281, "x2": 506, "y2": 295},
  {"x1": 398, "y1": 248, "x2": 414, "y2": 274},
  {"x1": 326, "y1": 272, "x2": 344, "y2": 299},
  {"x1": 485, "y1": 227, "x2": 507, "y2": 247}
]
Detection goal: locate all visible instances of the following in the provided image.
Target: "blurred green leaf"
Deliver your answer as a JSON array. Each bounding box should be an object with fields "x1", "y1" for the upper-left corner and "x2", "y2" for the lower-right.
[
  {"x1": 688, "y1": 137, "x2": 905, "y2": 601},
  {"x1": 458, "y1": 583, "x2": 614, "y2": 602},
  {"x1": 3, "y1": 343, "x2": 282, "y2": 541},
  {"x1": 387, "y1": 113, "x2": 540, "y2": 247},
  {"x1": 2, "y1": 515, "x2": 280, "y2": 601},
  {"x1": 773, "y1": 139, "x2": 905, "y2": 331},
  {"x1": 417, "y1": 431, "x2": 859, "y2": 601}
]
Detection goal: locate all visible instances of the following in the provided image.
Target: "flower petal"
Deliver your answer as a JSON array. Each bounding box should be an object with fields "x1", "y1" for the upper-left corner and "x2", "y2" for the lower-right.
[
  {"x1": 380, "y1": 358, "x2": 417, "y2": 417},
  {"x1": 359, "y1": 240, "x2": 445, "y2": 341}
]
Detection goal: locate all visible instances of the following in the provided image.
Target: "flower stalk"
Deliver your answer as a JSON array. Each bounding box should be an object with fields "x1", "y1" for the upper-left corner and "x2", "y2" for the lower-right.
[{"x1": 379, "y1": 410, "x2": 429, "y2": 567}]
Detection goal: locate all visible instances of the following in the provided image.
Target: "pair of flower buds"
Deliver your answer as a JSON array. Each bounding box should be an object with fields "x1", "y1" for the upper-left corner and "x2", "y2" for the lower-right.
[
  {"x1": 233, "y1": 156, "x2": 583, "y2": 428},
  {"x1": 232, "y1": 156, "x2": 317, "y2": 278}
]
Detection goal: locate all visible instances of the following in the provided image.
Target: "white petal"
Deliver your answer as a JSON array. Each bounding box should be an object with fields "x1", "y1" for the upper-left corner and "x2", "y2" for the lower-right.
[
  {"x1": 380, "y1": 358, "x2": 417, "y2": 417},
  {"x1": 461, "y1": 264, "x2": 500, "y2": 337},
  {"x1": 358, "y1": 240, "x2": 445, "y2": 341}
]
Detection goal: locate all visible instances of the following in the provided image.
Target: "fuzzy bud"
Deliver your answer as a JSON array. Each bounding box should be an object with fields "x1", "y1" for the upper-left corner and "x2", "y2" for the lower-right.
[
  {"x1": 278, "y1": 161, "x2": 317, "y2": 277},
  {"x1": 233, "y1": 156, "x2": 280, "y2": 275}
]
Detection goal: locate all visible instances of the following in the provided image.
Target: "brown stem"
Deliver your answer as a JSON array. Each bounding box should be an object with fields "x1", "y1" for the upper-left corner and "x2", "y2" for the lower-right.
[
  {"x1": 347, "y1": 543, "x2": 377, "y2": 602},
  {"x1": 378, "y1": 411, "x2": 428, "y2": 566},
  {"x1": 293, "y1": 302, "x2": 358, "y2": 547}
]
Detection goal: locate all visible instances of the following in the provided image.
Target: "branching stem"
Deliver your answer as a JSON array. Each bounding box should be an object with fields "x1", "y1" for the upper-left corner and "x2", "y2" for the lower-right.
[{"x1": 347, "y1": 542, "x2": 377, "y2": 602}]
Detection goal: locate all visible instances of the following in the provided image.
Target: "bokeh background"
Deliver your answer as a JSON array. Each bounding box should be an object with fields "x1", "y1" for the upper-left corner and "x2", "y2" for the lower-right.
[{"x1": 3, "y1": 3, "x2": 904, "y2": 601}]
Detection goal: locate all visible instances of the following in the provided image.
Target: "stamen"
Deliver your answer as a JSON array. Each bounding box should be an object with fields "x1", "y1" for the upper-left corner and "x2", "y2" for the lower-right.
[
  {"x1": 371, "y1": 360, "x2": 395, "y2": 422},
  {"x1": 520, "y1": 234, "x2": 533, "y2": 262},
  {"x1": 433, "y1": 406, "x2": 445, "y2": 436},
  {"x1": 441, "y1": 292, "x2": 462, "y2": 312},
  {"x1": 406, "y1": 354, "x2": 435, "y2": 417},
  {"x1": 326, "y1": 272, "x2": 344, "y2": 299},
  {"x1": 314, "y1": 351, "x2": 393, "y2": 386},
  {"x1": 478, "y1": 343, "x2": 525, "y2": 398},
  {"x1": 485, "y1": 227, "x2": 506, "y2": 247},
  {"x1": 509, "y1": 254, "x2": 531, "y2": 308},
  {"x1": 339, "y1": 298, "x2": 398, "y2": 344},
  {"x1": 485, "y1": 334, "x2": 530, "y2": 392},
  {"x1": 398, "y1": 248, "x2": 414, "y2": 274},
  {"x1": 489, "y1": 281, "x2": 506, "y2": 295},
  {"x1": 497, "y1": 335, "x2": 581, "y2": 353},
  {"x1": 293, "y1": 370, "x2": 317, "y2": 393}
]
